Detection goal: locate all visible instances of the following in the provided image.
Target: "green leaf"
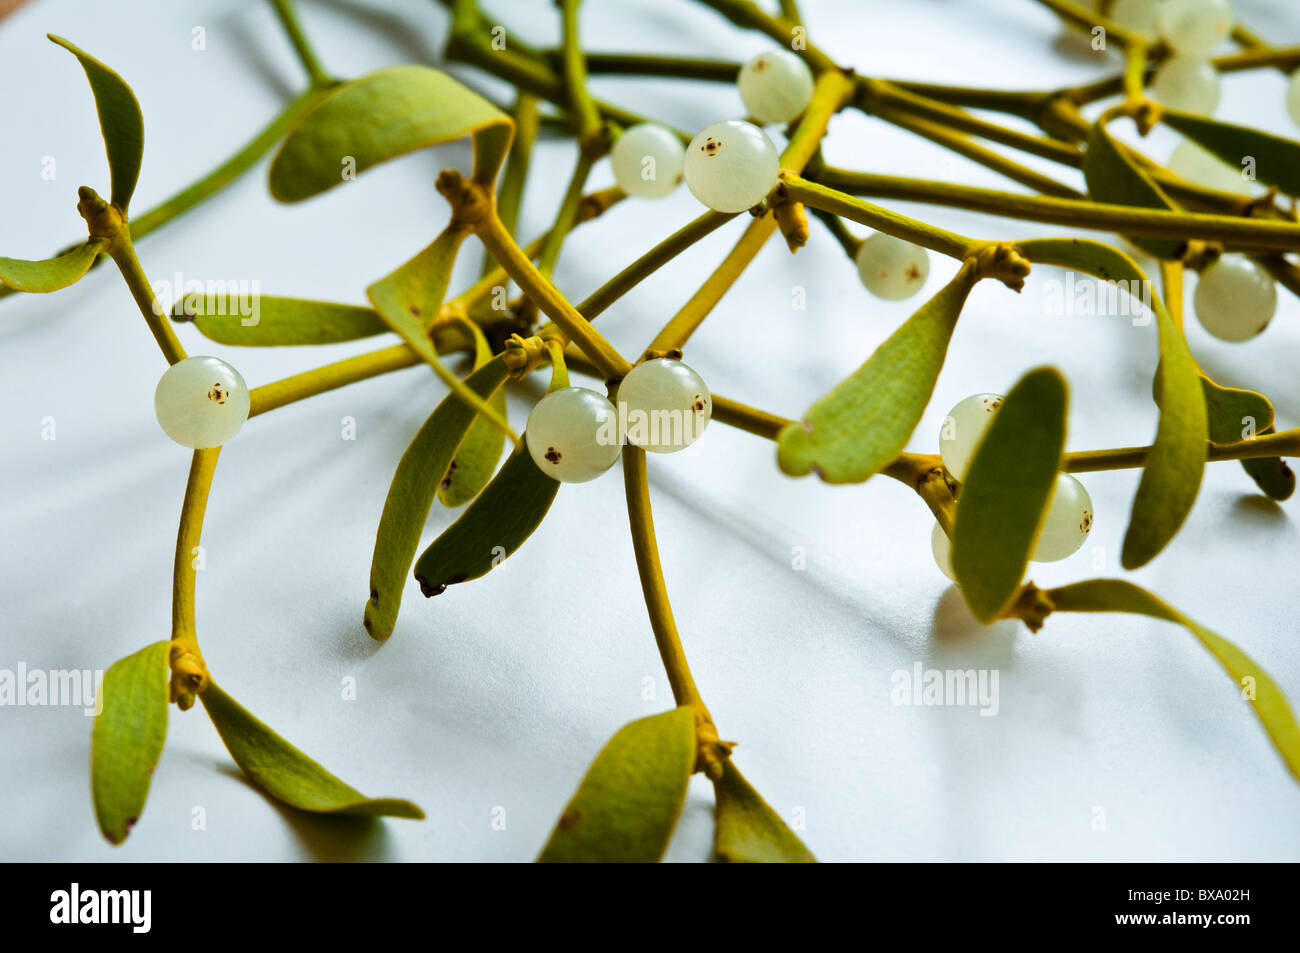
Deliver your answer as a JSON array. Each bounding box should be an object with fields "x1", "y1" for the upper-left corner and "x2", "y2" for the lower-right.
[
  {"x1": 713, "y1": 760, "x2": 816, "y2": 863},
  {"x1": 368, "y1": 227, "x2": 515, "y2": 441},
  {"x1": 777, "y1": 261, "x2": 980, "y2": 483},
  {"x1": 49, "y1": 36, "x2": 145, "y2": 212},
  {"x1": 953, "y1": 368, "x2": 1067, "y2": 622},
  {"x1": 268, "y1": 64, "x2": 514, "y2": 202},
  {"x1": 1197, "y1": 377, "x2": 1294, "y2": 500},
  {"x1": 414, "y1": 436, "x2": 560, "y2": 596},
  {"x1": 91, "y1": 641, "x2": 170, "y2": 845},
  {"x1": 0, "y1": 239, "x2": 106, "y2": 293},
  {"x1": 1017, "y1": 238, "x2": 1206, "y2": 569},
  {"x1": 538, "y1": 707, "x2": 696, "y2": 863},
  {"x1": 1160, "y1": 109, "x2": 1300, "y2": 198},
  {"x1": 1081, "y1": 121, "x2": 1185, "y2": 260},
  {"x1": 1047, "y1": 579, "x2": 1300, "y2": 783},
  {"x1": 199, "y1": 680, "x2": 424, "y2": 818},
  {"x1": 173, "y1": 294, "x2": 387, "y2": 346},
  {"x1": 438, "y1": 323, "x2": 507, "y2": 507},
  {"x1": 364, "y1": 356, "x2": 510, "y2": 640}
]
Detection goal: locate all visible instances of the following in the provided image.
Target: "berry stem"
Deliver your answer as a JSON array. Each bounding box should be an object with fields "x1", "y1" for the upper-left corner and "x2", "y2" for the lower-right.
[
  {"x1": 537, "y1": 150, "x2": 598, "y2": 281},
  {"x1": 1031, "y1": 0, "x2": 1146, "y2": 50},
  {"x1": 558, "y1": 0, "x2": 603, "y2": 144},
  {"x1": 483, "y1": 91, "x2": 540, "y2": 278},
  {"x1": 1064, "y1": 430, "x2": 1300, "y2": 472},
  {"x1": 268, "y1": 0, "x2": 333, "y2": 88},
  {"x1": 102, "y1": 227, "x2": 188, "y2": 366}
]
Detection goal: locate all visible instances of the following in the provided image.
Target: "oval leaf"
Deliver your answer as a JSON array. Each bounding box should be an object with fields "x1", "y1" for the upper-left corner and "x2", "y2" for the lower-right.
[
  {"x1": 713, "y1": 760, "x2": 816, "y2": 863},
  {"x1": 269, "y1": 64, "x2": 513, "y2": 202},
  {"x1": 172, "y1": 294, "x2": 387, "y2": 345},
  {"x1": 364, "y1": 356, "x2": 510, "y2": 640},
  {"x1": 1198, "y1": 377, "x2": 1293, "y2": 500},
  {"x1": 92, "y1": 640, "x2": 170, "y2": 845},
  {"x1": 1017, "y1": 238, "x2": 1206, "y2": 569},
  {"x1": 778, "y1": 261, "x2": 980, "y2": 483},
  {"x1": 1047, "y1": 579, "x2": 1300, "y2": 783},
  {"x1": 199, "y1": 680, "x2": 424, "y2": 818},
  {"x1": 438, "y1": 326, "x2": 507, "y2": 507},
  {"x1": 1081, "y1": 121, "x2": 1185, "y2": 260},
  {"x1": 49, "y1": 36, "x2": 144, "y2": 212},
  {"x1": 0, "y1": 239, "x2": 106, "y2": 293},
  {"x1": 953, "y1": 367, "x2": 1068, "y2": 622},
  {"x1": 1161, "y1": 109, "x2": 1300, "y2": 198},
  {"x1": 538, "y1": 707, "x2": 696, "y2": 863},
  {"x1": 415, "y1": 436, "x2": 560, "y2": 596}
]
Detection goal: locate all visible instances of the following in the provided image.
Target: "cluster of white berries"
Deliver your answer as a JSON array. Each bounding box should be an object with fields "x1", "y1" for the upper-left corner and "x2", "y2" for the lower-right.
[
  {"x1": 525, "y1": 358, "x2": 712, "y2": 483},
  {"x1": 1108, "y1": 0, "x2": 1235, "y2": 115},
  {"x1": 609, "y1": 49, "x2": 815, "y2": 213},
  {"x1": 930, "y1": 393, "x2": 1094, "y2": 580}
]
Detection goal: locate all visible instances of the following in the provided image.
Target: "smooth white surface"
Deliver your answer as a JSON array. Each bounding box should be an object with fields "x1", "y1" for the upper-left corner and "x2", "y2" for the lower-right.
[{"x1": 2, "y1": 0, "x2": 1299, "y2": 863}]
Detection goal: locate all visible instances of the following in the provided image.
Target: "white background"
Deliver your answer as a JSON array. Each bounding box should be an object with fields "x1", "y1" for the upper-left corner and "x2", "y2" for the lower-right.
[{"x1": 2, "y1": 0, "x2": 1299, "y2": 862}]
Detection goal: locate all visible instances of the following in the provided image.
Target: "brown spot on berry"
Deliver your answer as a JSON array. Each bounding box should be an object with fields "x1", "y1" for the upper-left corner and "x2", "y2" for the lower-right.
[
  {"x1": 1082, "y1": 511, "x2": 1093, "y2": 533},
  {"x1": 208, "y1": 383, "x2": 228, "y2": 404},
  {"x1": 692, "y1": 395, "x2": 706, "y2": 412},
  {"x1": 702, "y1": 137, "x2": 722, "y2": 156},
  {"x1": 905, "y1": 264, "x2": 922, "y2": 282},
  {"x1": 545, "y1": 447, "x2": 562, "y2": 464},
  {"x1": 753, "y1": 56, "x2": 770, "y2": 72}
]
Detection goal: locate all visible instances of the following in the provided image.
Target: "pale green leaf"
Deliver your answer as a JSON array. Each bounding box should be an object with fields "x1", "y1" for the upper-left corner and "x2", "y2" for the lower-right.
[
  {"x1": 200, "y1": 680, "x2": 424, "y2": 818},
  {"x1": 778, "y1": 261, "x2": 980, "y2": 483},
  {"x1": 91, "y1": 640, "x2": 170, "y2": 845},
  {"x1": 1017, "y1": 239, "x2": 1206, "y2": 568},
  {"x1": 538, "y1": 707, "x2": 696, "y2": 863},
  {"x1": 953, "y1": 367, "x2": 1067, "y2": 622},
  {"x1": 0, "y1": 239, "x2": 106, "y2": 293},
  {"x1": 174, "y1": 294, "x2": 387, "y2": 345},
  {"x1": 1047, "y1": 579, "x2": 1300, "y2": 783},
  {"x1": 49, "y1": 35, "x2": 145, "y2": 212},
  {"x1": 713, "y1": 760, "x2": 816, "y2": 863},
  {"x1": 438, "y1": 323, "x2": 507, "y2": 507},
  {"x1": 1081, "y1": 121, "x2": 1185, "y2": 260},
  {"x1": 268, "y1": 64, "x2": 514, "y2": 202}
]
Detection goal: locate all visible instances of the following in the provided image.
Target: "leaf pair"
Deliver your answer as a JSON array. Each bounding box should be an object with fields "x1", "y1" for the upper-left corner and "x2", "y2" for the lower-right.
[
  {"x1": 92, "y1": 643, "x2": 422, "y2": 844},
  {"x1": 1, "y1": 38, "x2": 141, "y2": 293},
  {"x1": 537, "y1": 708, "x2": 814, "y2": 863}
]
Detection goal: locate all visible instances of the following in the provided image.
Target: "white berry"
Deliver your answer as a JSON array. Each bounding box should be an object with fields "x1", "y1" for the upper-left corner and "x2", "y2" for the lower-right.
[
  {"x1": 855, "y1": 233, "x2": 930, "y2": 301},
  {"x1": 525, "y1": 387, "x2": 622, "y2": 483},
  {"x1": 737, "y1": 50, "x2": 814, "y2": 125},
  {"x1": 1158, "y1": 0, "x2": 1234, "y2": 54},
  {"x1": 616, "y1": 358, "x2": 711, "y2": 454},
  {"x1": 1193, "y1": 253, "x2": 1277, "y2": 342},
  {"x1": 1109, "y1": 0, "x2": 1160, "y2": 40},
  {"x1": 610, "y1": 123, "x2": 684, "y2": 199},
  {"x1": 931, "y1": 523, "x2": 956, "y2": 582},
  {"x1": 684, "y1": 120, "x2": 779, "y2": 213},
  {"x1": 939, "y1": 393, "x2": 1004, "y2": 483},
  {"x1": 1168, "y1": 139, "x2": 1250, "y2": 195},
  {"x1": 1031, "y1": 474, "x2": 1094, "y2": 562},
  {"x1": 154, "y1": 355, "x2": 250, "y2": 449},
  {"x1": 1288, "y1": 71, "x2": 1300, "y2": 128},
  {"x1": 1151, "y1": 56, "x2": 1221, "y2": 115}
]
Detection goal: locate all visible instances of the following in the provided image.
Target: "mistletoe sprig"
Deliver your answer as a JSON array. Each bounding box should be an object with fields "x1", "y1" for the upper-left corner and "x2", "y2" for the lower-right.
[{"x1": 5, "y1": 0, "x2": 1300, "y2": 861}]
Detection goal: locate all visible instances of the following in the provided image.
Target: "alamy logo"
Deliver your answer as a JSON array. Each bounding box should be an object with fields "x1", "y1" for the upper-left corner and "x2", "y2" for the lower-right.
[
  {"x1": 153, "y1": 271, "x2": 262, "y2": 327},
  {"x1": 50, "y1": 884, "x2": 151, "y2": 933},
  {"x1": 1041, "y1": 271, "x2": 1152, "y2": 324},
  {"x1": 890, "y1": 662, "x2": 1000, "y2": 716},
  {"x1": 0, "y1": 664, "x2": 102, "y2": 715}
]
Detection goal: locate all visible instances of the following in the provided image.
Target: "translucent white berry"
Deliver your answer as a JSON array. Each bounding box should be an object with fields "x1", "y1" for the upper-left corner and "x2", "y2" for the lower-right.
[
  {"x1": 1158, "y1": 0, "x2": 1234, "y2": 54},
  {"x1": 855, "y1": 233, "x2": 931, "y2": 301},
  {"x1": 1109, "y1": 0, "x2": 1160, "y2": 40},
  {"x1": 616, "y1": 358, "x2": 711, "y2": 453},
  {"x1": 154, "y1": 355, "x2": 250, "y2": 449},
  {"x1": 610, "y1": 123, "x2": 684, "y2": 199},
  {"x1": 684, "y1": 120, "x2": 779, "y2": 213},
  {"x1": 737, "y1": 49, "x2": 815, "y2": 124},
  {"x1": 1168, "y1": 139, "x2": 1250, "y2": 195},
  {"x1": 939, "y1": 393, "x2": 1004, "y2": 483},
  {"x1": 1151, "y1": 56, "x2": 1221, "y2": 115},
  {"x1": 1031, "y1": 474, "x2": 1094, "y2": 562},
  {"x1": 1288, "y1": 71, "x2": 1300, "y2": 128},
  {"x1": 1193, "y1": 253, "x2": 1277, "y2": 342},
  {"x1": 525, "y1": 387, "x2": 622, "y2": 483},
  {"x1": 931, "y1": 523, "x2": 957, "y2": 582}
]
